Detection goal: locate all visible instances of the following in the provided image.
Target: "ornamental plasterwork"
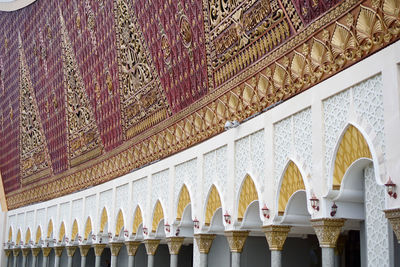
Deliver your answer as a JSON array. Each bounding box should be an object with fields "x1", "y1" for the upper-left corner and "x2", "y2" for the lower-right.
[
  {"x1": 311, "y1": 218, "x2": 345, "y2": 248},
  {"x1": 293, "y1": 108, "x2": 312, "y2": 172},
  {"x1": 114, "y1": 0, "x2": 169, "y2": 139},
  {"x1": 166, "y1": 237, "x2": 185, "y2": 255},
  {"x1": 204, "y1": 145, "x2": 228, "y2": 195},
  {"x1": 99, "y1": 189, "x2": 112, "y2": 215},
  {"x1": 151, "y1": 169, "x2": 169, "y2": 211},
  {"x1": 274, "y1": 116, "x2": 292, "y2": 182},
  {"x1": 59, "y1": 202, "x2": 70, "y2": 226},
  {"x1": 18, "y1": 34, "x2": 52, "y2": 185},
  {"x1": 85, "y1": 194, "x2": 96, "y2": 222},
  {"x1": 72, "y1": 199, "x2": 83, "y2": 223},
  {"x1": 174, "y1": 158, "x2": 197, "y2": 210},
  {"x1": 116, "y1": 184, "x2": 128, "y2": 215},
  {"x1": 59, "y1": 10, "x2": 103, "y2": 168},
  {"x1": 224, "y1": 231, "x2": 249, "y2": 252},
  {"x1": 262, "y1": 225, "x2": 291, "y2": 251},
  {"x1": 132, "y1": 178, "x2": 147, "y2": 215}
]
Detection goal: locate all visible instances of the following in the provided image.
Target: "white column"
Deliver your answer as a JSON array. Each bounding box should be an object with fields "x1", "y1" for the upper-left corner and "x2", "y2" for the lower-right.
[
  {"x1": 144, "y1": 240, "x2": 160, "y2": 267},
  {"x1": 231, "y1": 252, "x2": 240, "y2": 267},
  {"x1": 31, "y1": 248, "x2": 41, "y2": 267},
  {"x1": 170, "y1": 254, "x2": 178, "y2": 267},
  {"x1": 322, "y1": 248, "x2": 335, "y2": 267},
  {"x1": 147, "y1": 255, "x2": 154, "y2": 267},
  {"x1": 167, "y1": 237, "x2": 184, "y2": 267},
  {"x1": 199, "y1": 253, "x2": 208, "y2": 267},
  {"x1": 271, "y1": 251, "x2": 281, "y2": 267},
  {"x1": 95, "y1": 256, "x2": 101, "y2": 267},
  {"x1": 125, "y1": 241, "x2": 140, "y2": 267},
  {"x1": 66, "y1": 246, "x2": 77, "y2": 267},
  {"x1": 79, "y1": 245, "x2": 91, "y2": 267},
  {"x1": 42, "y1": 247, "x2": 52, "y2": 267},
  {"x1": 128, "y1": 255, "x2": 134, "y2": 267},
  {"x1": 12, "y1": 255, "x2": 17, "y2": 267},
  {"x1": 54, "y1": 256, "x2": 60, "y2": 267},
  {"x1": 53, "y1": 247, "x2": 63, "y2": 267}
]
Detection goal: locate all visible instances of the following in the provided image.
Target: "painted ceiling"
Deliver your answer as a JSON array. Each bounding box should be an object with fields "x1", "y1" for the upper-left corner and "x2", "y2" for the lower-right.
[{"x1": 0, "y1": 0, "x2": 398, "y2": 209}]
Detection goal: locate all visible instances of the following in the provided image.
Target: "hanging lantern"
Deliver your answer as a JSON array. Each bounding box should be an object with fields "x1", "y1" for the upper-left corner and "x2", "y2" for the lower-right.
[
  {"x1": 78, "y1": 236, "x2": 82, "y2": 243},
  {"x1": 193, "y1": 217, "x2": 199, "y2": 229},
  {"x1": 91, "y1": 234, "x2": 96, "y2": 241},
  {"x1": 224, "y1": 211, "x2": 231, "y2": 224},
  {"x1": 310, "y1": 194, "x2": 319, "y2": 211},
  {"x1": 124, "y1": 229, "x2": 129, "y2": 238},
  {"x1": 165, "y1": 222, "x2": 170, "y2": 233},
  {"x1": 143, "y1": 227, "x2": 148, "y2": 236},
  {"x1": 330, "y1": 202, "x2": 338, "y2": 217},
  {"x1": 65, "y1": 237, "x2": 69, "y2": 244},
  {"x1": 175, "y1": 228, "x2": 180, "y2": 236},
  {"x1": 107, "y1": 232, "x2": 112, "y2": 239},
  {"x1": 261, "y1": 204, "x2": 270, "y2": 219},
  {"x1": 385, "y1": 177, "x2": 397, "y2": 199}
]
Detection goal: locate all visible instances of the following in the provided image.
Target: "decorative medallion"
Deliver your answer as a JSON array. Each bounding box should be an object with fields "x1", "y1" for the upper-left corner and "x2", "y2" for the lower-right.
[{"x1": 59, "y1": 10, "x2": 103, "y2": 167}]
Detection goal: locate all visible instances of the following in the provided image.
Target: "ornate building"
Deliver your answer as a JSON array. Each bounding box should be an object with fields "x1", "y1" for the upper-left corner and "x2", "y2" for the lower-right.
[{"x1": 0, "y1": 0, "x2": 400, "y2": 266}]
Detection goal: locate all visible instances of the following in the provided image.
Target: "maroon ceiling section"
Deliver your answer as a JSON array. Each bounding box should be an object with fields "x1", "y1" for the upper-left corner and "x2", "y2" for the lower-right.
[{"x1": 133, "y1": 0, "x2": 208, "y2": 113}]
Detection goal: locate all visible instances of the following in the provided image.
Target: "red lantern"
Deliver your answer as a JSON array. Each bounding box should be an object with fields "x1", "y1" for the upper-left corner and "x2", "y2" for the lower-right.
[
  {"x1": 224, "y1": 211, "x2": 231, "y2": 224},
  {"x1": 385, "y1": 177, "x2": 397, "y2": 199},
  {"x1": 261, "y1": 204, "x2": 270, "y2": 219},
  {"x1": 193, "y1": 218, "x2": 199, "y2": 229},
  {"x1": 310, "y1": 194, "x2": 319, "y2": 211},
  {"x1": 330, "y1": 202, "x2": 338, "y2": 217},
  {"x1": 165, "y1": 222, "x2": 170, "y2": 233}
]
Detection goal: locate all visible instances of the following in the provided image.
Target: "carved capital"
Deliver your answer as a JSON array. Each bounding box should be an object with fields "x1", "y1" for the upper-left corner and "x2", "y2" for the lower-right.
[
  {"x1": 224, "y1": 231, "x2": 249, "y2": 253},
  {"x1": 311, "y1": 218, "x2": 345, "y2": 248},
  {"x1": 31, "y1": 248, "x2": 41, "y2": 257},
  {"x1": 22, "y1": 248, "x2": 31, "y2": 257},
  {"x1": 385, "y1": 208, "x2": 400, "y2": 243},
  {"x1": 54, "y1": 246, "x2": 64, "y2": 257},
  {"x1": 94, "y1": 244, "x2": 106, "y2": 257},
  {"x1": 110, "y1": 243, "x2": 124, "y2": 256},
  {"x1": 166, "y1": 237, "x2": 184, "y2": 255},
  {"x1": 4, "y1": 249, "x2": 12, "y2": 257},
  {"x1": 262, "y1": 225, "x2": 291, "y2": 251},
  {"x1": 66, "y1": 246, "x2": 77, "y2": 257},
  {"x1": 79, "y1": 245, "x2": 91, "y2": 257},
  {"x1": 12, "y1": 249, "x2": 20, "y2": 257},
  {"x1": 42, "y1": 247, "x2": 52, "y2": 257},
  {"x1": 194, "y1": 234, "x2": 216, "y2": 254},
  {"x1": 125, "y1": 241, "x2": 141, "y2": 256},
  {"x1": 144, "y1": 239, "x2": 160, "y2": 256}
]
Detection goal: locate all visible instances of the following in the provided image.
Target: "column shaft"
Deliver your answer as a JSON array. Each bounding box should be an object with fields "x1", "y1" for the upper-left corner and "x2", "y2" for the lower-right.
[
  {"x1": 81, "y1": 256, "x2": 86, "y2": 267},
  {"x1": 147, "y1": 255, "x2": 154, "y2": 267},
  {"x1": 42, "y1": 256, "x2": 48, "y2": 267},
  {"x1": 22, "y1": 256, "x2": 27, "y2": 267},
  {"x1": 231, "y1": 252, "x2": 240, "y2": 267},
  {"x1": 95, "y1": 256, "x2": 101, "y2": 267},
  {"x1": 13, "y1": 256, "x2": 17, "y2": 267},
  {"x1": 170, "y1": 254, "x2": 178, "y2": 267},
  {"x1": 128, "y1": 255, "x2": 135, "y2": 267},
  {"x1": 322, "y1": 247, "x2": 335, "y2": 267},
  {"x1": 67, "y1": 256, "x2": 72, "y2": 267},
  {"x1": 5, "y1": 256, "x2": 9, "y2": 267},
  {"x1": 54, "y1": 256, "x2": 60, "y2": 267},
  {"x1": 111, "y1": 255, "x2": 118, "y2": 267},
  {"x1": 271, "y1": 250, "x2": 282, "y2": 267},
  {"x1": 199, "y1": 253, "x2": 207, "y2": 267},
  {"x1": 32, "y1": 255, "x2": 37, "y2": 267}
]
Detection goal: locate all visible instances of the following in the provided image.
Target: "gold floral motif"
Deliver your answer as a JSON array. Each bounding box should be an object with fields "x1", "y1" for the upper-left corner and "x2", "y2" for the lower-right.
[
  {"x1": 125, "y1": 241, "x2": 141, "y2": 256},
  {"x1": 278, "y1": 161, "x2": 305, "y2": 214},
  {"x1": 205, "y1": 185, "x2": 222, "y2": 225},
  {"x1": 152, "y1": 200, "x2": 164, "y2": 233},
  {"x1": 13, "y1": 249, "x2": 20, "y2": 257},
  {"x1": 238, "y1": 175, "x2": 258, "y2": 220},
  {"x1": 144, "y1": 239, "x2": 160, "y2": 255},
  {"x1": 54, "y1": 246, "x2": 64, "y2": 257},
  {"x1": 31, "y1": 247, "x2": 41, "y2": 257},
  {"x1": 176, "y1": 185, "x2": 191, "y2": 221},
  {"x1": 42, "y1": 247, "x2": 52, "y2": 257},
  {"x1": 115, "y1": 210, "x2": 124, "y2": 236},
  {"x1": 110, "y1": 242, "x2": 123, "y2": 256},
  {"x1": 311, "y1": 218, "x2": 345, "y2": 248},
  {"x1": 262, "y1": 225, "x2": 291, "y2": 251},
  {"x1": 67, "y1": 246, "x2": 77, "y2": 257},
  {"x1": 132, "y1": 206, "x2": 143, "y2": 234},
  {"x1": 224, "y1": 231, "x2": 249, "y2": 253},
  {"x1": 194, "y1": 234, "x2": 216, "y2": 254},
  {"x1": 79, "y1": 245, "x2": 90, "y2": 257},
  {"x1": 22, "y1": 248, "x2": 30, "y2": 257},
  {"x1": 94, "y1": 244, "x2": 106, "y2": 257},
  {"x1": 166, "y1": 237, "x2": 185, "y2": 255}
]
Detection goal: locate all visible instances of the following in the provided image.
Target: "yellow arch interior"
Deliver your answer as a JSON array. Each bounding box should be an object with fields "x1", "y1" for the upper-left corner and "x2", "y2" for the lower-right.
[
  {"x1": 47, "y1": 220, "x2": 53, "y2": 238},
  {"x1": 8, "y1": 227, "x2": 12, "y2": 242},
  {"x1": 238, "y1": 175, "x2": 258, "y2": 221},
  {"x1": 132, "y1": 206, "x2": 143, "y2": 234},
  {"x1": 278, "y1": 161, "x2": 305, "y2": 215},
  {"x1": 16, "y1": 229, "x2": 21, "y2": 245},
  {"x1": 115, "y1": 210, "x2": 124, "y2": 236},
  {"x1": 35, "y1": 227, "x2": 41, "y2": 244},
  {"x1": 84, "y1": 217, "x2": 92, "y2": 240},
  {"x1": 58, "y1": 222, "x2": 65, "y2": 242},
  {"x1": 176, "y1": 185, "x2": 191, "y2": 221},
  {"x1": 25, "y1": 228, "x2": 31, "y2": 244},
  {"x1": 71, "y1": 220, "x2": 78, "y2": 240},
  {"x1": 100, "y1": 208, "x2": 108, "y2": 233},
  {"x1": 152, "y1": 201, "x2": 164, "y2": 233},
  {"x1": 333, "y1": 125, "x2": 372, "y2": 189},
  {"x1": 205, "y1": 185, "x2": 222, "y2": 225}
]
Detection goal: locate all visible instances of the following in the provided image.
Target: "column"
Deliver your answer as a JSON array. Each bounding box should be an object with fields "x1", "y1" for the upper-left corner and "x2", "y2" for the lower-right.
[
  {"x1": 41, "y1": 247, "x2": 52, "y2": 267},
  {"x1": 311, "y1": 218, "x2": 345, "y2": 267},
  {"x1": 224, "y1": 231, "x2": 249, "y2": 267},
  {"x1": 109, "y1": 243, "x2": 123, "y2": 267},
  {"x1": 94, "y1": 244, "x2": 106, "y2": 267},
  {"x1": 194, "y1": 234, "x2": 216, "y2": 267},
  {"x1": 262, "y1": 225, "x2": 291, "y2": 267},
  {"x1": 54, "y1": 247, "x2": 64, "y2": 267},
  {"x1": 166, "y1": 237, "x2": 184, "y2": 267},
  {"x1": 144, "y1": 240, "x2": 160, "y2": 267},
  {"x1": 334, "y1": 235, "x2": 345, "y2": 267},
  {"x1": 5, "y1": 249, "x2": 11, "y2": 267},
  {"x1": 22, "y1": 248, "x2": 31, "y2": 267},
  {"x1": 385, "y1": 208, "x2": 400, "y2": 242},
  {"x1": 125, "y1": 241, "x2": 141, "y2": 267},
  {"x1": 79, "y1": 245, "x2": 91, "y2": 267},
  {"x1": 65, "y1": 246, "x2": 77, "y2": 267},
  {"x1": 31, "y1": 248, "x2": 41, "y2": 267},
  {"x1": 13, "y1": 249, "x2": 20, "y2": 267}
]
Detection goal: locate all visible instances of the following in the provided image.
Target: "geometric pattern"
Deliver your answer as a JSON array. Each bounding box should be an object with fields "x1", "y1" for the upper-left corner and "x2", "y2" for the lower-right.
[
  {"x1": 176, "y1": 184, "x2": 191, "y2": 221},
  {"x1": 132, "y1": 206, "x2": 143, "y2": 235},
  {"x1": 238, "y1": 175, "x2": 258, "y2": 221},
  {"x1": 278, "y1": 161, "x2": 305, "y2": 214},
  {"x1": 205, "y1": 185, "x2": 222, "y2": 225},
  {"x1": 115, "y1": 210, "x2": 124, "y2": 236},
  {"x1": 151, "y1": 200, "x2": 164, "y2": 233}
]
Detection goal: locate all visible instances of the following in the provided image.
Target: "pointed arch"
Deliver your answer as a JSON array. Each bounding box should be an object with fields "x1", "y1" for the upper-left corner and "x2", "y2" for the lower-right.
[
  {"x1": 84, "y1": 217, "x2": 92, "y2": 240},
  {"x1": 35, "y1": 226, "x2": 42, "y2": 244},
  {"x1": 100, "y1": 207, "x2": 108, "y2": 233},
  {"x1": 58, "y1": 222, "x2": 66, "y2": 242},
  {"x1": 152, "y1": 200, "x2": 164, "y2": 233},
  {"x1": 115, "y1": 210, "x2": 124, "y2": 236},
  {"x1": 71, "y1": 220, "x2": 79, "y2": 241},
  {"x1": 16, "y1": 229, "x2": 21, "y2": 245},
  {"x1": 205, "y1": 185, "x2": 222, "y2": 225},
  {"x1": 333, "y1": 125, "x2": 372, "y2": 189},
  {"x1": 278, "y1": 161, "x2": 305, "y2": 215},
  {"x1": 47, "y1": 219, "x2": 53, "y2": 238},
  {"x1": 132, "y1": 206, "x2": 143, "y2": 235},
  {"x1": 25, "y1": 228, "x2": 31, "y2": 244},
  {"x1": 8, "y1": 226, "x2": 12, "y2": 242},
  {"x1": 176, "y1": 184, "x2": 191, "y2": 221},
  {"x1": 238, "y1": 175, "x2": 259, "y2": 221}
]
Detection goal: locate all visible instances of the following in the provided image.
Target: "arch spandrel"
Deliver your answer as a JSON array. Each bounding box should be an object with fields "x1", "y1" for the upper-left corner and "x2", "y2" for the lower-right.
[
  {"x1": 115, "y1": 210, "x2": 124, "y2": 236},
  {"x1": 16, "y1": 229, "x2": 21, "y2": 245},
  {"x1": 238, "y1": 175, "x2": 258, "y2": 221},
  {"x1": 176, "y1": 184, "x2": 191, "y2": 221},
  {"x1": 278, "y1": 161, "x2": 305, "y2": 215},
  {"x1": 84, "y1": 217, "x2": 92, "y2": 240},
  {"x1": 333, "y1": 125, "x2": 372, "y2": 189},
  {"x1": 132, "y1": 206, "x2": 143, "y2": 235},
  {"x1": 205, "y1": 185, "x2": 222, "y2": 225},
  {"x1": 152, "y1": 201, "x2": 164, "y2": 233}
]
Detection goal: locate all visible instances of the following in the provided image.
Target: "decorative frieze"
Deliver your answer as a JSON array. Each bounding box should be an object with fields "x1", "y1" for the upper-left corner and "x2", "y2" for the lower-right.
[{"x1": 262, "y1": 225, "x2": 291, "y2": 251}]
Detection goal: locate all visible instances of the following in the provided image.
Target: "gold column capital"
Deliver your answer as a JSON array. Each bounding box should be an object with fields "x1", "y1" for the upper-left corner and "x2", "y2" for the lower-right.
[
  {"x1": 79, "y1": 245, "x2": 91, "y2": 257},
  {"x1": 31, "y1": 247, "x2": 41, "y2": 257},
  {"x1": 12, "y1": 248, "x2": 20, "y2": 257},
  {"x1": 4, "y1": 249, "x2": 12, "y2": 257},
  {"x1": 311, "y1": 218, "x2": 345, "y2": 248},
  {"x1": 66, "y1": 246, "x2": 77, "y2": 257},
  {"x1": 42, "y1": 247, "x2": 52, "y2": 257},
  {"x1": 110, "y1": 242, "x2": 124, "y2": 256},
  {"x1": 22, "y1": 248, "x2": 31, "y2": 257},
  {"x1": 224, "y1": 231, "x2": 249, "y2": 253},
  {"x1": 94, "y1": 243, "x2": 106, "y2": 257},
  {"x1": 166, "y1": 237, "x2": 185, "y2": 255},
  {"x1": 385, "y1": 208, "x2": 400, "y2": 243},
  {"x1": 194, "y1": 234, "x2": 216, "y2": 254},
  {"x1": 144, "y1": 239, "x2": 160, "y2": 256},
  {"x1": 262, "y1": 225, "x2": 291, "y2": 251},
  {"x1": 54, "y1": 246, "x2": 64, "y2": 257},
  {"x1": 125, "y1": 241, "x2": 141, "y2": 256}
]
